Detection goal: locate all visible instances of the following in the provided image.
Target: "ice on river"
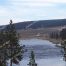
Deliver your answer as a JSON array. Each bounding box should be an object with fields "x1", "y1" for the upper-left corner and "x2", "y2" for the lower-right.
[{"x1": 12, "y1": 39, "x2": 65, "y2": 66}]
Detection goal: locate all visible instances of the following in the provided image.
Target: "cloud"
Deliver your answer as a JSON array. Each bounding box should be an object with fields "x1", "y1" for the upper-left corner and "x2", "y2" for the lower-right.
[
  {"x1": 9, "y1": 0, "x2": 66, "y2": 3},
  {"x1": 0, "y1": 0, "x2": 66, "y2": 25},
  {"x1": 0, "y1": 6, "x2": 9, "y2": 16}
]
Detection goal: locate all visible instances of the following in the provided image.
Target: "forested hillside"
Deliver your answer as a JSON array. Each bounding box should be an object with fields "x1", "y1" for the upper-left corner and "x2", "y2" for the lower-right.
[{"x1": 0, "y1": 19, "x2": 66, "y2": 30}]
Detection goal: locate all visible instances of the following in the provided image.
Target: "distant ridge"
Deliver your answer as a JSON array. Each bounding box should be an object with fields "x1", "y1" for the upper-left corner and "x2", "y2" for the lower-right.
[{"x1": 0, "y1": 19, "x2": 66, "y2": 30}]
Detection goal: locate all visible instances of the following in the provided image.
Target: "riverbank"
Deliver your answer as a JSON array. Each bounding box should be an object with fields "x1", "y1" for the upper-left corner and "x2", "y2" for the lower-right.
[
  {"x1": 19, "y1": 35, "x2": 61, "y2": 45},
  {"x1": 18, "y1": 28, "x2": 61, "y2": 44}
]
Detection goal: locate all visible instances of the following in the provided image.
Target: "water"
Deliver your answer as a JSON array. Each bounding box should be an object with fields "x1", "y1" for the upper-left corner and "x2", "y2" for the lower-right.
[{"x1": 17, "y1": 39, "x2": 66, "y2": 66}]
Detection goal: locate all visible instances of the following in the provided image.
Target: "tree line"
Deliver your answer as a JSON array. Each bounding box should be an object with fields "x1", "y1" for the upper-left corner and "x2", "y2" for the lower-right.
[{"x1": 50, "y1": 28, "x2": 66, "y2": 40}]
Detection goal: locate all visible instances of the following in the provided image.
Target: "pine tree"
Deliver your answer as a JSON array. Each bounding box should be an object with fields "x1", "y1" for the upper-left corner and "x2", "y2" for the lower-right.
[
  {"x1": 5, "y1": 20, "x2": 24, "y2": 66},
  {"x1": 60, "y1": 28, "x2": 66, "y2": 40},
  {"x1": 28, "y1": 51, "x2": 37, "y2": 66},
  {"x1": 0, "y1": 30, "x2": 7, "y2": 66}
]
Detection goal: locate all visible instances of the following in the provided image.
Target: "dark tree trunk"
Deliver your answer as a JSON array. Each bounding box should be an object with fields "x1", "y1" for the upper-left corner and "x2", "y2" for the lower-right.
[{"x1": 10, "y1": 59, "x2": 12, "y2": 66}]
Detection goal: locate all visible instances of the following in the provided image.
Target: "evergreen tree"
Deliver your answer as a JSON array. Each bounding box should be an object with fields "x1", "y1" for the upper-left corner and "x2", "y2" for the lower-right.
[
  {"x1": 60, "y1": 28, "x2": 66, "y2": 40},
  {"x1": 60, "y1": 29, "x2": 66, "y2": 61},
  {"x1": 5, "y1": 20, "x2": 24, "y2": 66},
  {"x1": 0, "y1": 30, "x2": 7, "y2": 66},
  {"x1": 28, "y1": 51, "x2": 37, "y2": 66}
]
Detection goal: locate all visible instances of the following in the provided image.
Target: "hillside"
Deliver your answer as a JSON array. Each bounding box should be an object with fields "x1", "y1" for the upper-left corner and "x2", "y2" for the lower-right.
[
  {"x1": 12, "y1": 19, "x2": 66, "y2": 29},
  {"x1": 0, "y1": 19, "x2": 66, "y2": 30},
  {"x1": 28, "y1": 19, "x2": 66, "y2": 29}
]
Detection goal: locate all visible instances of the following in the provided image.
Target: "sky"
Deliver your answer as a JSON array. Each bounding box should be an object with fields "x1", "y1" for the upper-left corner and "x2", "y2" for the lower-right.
[{"x1": 0, "y1": 0, "x2": 66, "y2": 25}]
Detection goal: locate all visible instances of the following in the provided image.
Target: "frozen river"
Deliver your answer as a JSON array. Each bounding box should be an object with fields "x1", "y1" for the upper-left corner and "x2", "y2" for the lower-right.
[{"x1": 14, "y1": 39, "x2": 66, "y2": 66}]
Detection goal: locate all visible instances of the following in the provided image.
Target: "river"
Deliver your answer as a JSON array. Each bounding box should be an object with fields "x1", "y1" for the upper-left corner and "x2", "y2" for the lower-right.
[{"x1": 13, "y1": 39, "x2": 66, "y2": 66}]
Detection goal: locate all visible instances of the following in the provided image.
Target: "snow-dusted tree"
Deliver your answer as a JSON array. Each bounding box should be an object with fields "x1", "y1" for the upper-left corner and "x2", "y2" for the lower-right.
[
  {"x1": 28, "y1": 51, "x2": 37, "y2": 66},
  {"x1": 5, "y1": 20, "x2": 24, "y2": 66}
]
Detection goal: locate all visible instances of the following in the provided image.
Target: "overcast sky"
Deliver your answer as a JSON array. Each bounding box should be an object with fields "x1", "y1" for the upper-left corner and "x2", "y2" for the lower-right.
[{"x1": 0, "y1": 0, "x2": 66, "y2": 25}]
